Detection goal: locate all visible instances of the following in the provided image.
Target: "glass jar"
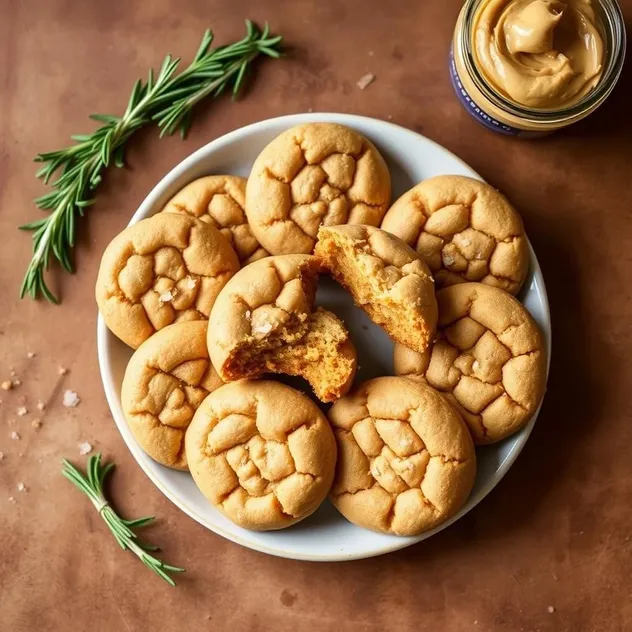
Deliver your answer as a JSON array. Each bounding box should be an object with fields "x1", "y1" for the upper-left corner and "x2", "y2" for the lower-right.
[{"x1": 450, "y1": 0, "x2": 627, "y2": 137}]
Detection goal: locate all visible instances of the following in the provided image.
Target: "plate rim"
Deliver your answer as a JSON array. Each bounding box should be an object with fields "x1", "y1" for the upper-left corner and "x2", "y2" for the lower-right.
[{"x1": 97, "y1": 112, "x2": 552, "y2": 561}]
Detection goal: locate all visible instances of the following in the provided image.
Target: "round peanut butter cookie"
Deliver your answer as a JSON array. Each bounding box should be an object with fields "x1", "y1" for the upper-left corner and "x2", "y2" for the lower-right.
[
  {"x1": 314, "y1": 225, "x2": 437, "y2": 353},
  {"x1": 245, "y1": 123, "x2": 391, "y2": 255},
  {"x1": 207, "y1": 254, "x2": 357, "y2": 402},
  {"x1": 96, "y1": 213, "x2": 239, "y2": 349},
  {"x1": 161, "y1": 175, "x2": 269, "y2": 264},
  {"x1": 329, "y1": 376, "x2": 476, "y2": 536},
  {"x1": 393, "y1": 282, "x2": 546, "y2": 444},
  {"x1": 121, "y1": 321, "x2": 223, "y2": 470},
  {"x1": 185, "y1": 380, "x2": 337, "y2": 530},
  {"x1": 381, "y1": 175, "x2": 529, "y2": 294}
]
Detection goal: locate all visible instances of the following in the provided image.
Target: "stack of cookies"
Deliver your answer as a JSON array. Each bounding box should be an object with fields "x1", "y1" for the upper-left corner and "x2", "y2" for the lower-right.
[{"x1": 96, "y1": 122, "x2": 546, "y2": 537}]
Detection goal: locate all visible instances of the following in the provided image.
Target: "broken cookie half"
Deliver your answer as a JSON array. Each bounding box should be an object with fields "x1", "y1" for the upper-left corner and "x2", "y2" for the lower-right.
[
  {"x1": 314, "y1": 225, "x2": 438, "y2": 354},
  {"x1": 207, "y1": 254, "x2": 357, "y2": 402}
]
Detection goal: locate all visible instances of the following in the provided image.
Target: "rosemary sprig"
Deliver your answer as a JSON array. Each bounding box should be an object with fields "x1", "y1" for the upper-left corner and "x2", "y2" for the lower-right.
[
  {"x1": 21, "y1": 21, "x2": 282, "y2": 303},
  {"x1": 62, "y1": 453, "x2": 184, "y2": 586}
]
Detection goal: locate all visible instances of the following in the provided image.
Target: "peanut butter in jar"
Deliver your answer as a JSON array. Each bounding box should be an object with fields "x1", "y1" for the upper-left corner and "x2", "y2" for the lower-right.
[{"x1": 450, "y1": 0, "x2": 626, "y2": 136}]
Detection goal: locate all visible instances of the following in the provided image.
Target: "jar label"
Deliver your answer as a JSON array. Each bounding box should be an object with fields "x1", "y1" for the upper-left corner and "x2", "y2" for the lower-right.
[{"x1": 449, "y1": 48, "x2": 530, "y2": 137}]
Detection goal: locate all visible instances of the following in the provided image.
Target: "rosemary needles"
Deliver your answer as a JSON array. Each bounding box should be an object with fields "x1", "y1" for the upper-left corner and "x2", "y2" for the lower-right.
[
  {"x1": 21, "y1": 21, "x2": 282, "y2": 303},
  {"x1": 62, "y1": 453, "x2": 184, "y2": 586}
]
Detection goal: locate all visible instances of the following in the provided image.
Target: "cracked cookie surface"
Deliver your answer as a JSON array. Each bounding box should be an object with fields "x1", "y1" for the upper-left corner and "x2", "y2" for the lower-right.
[
  {"x1": 245, "y1": 123, "x2": 391, "y2": 255},
  {"x1": 121, "y1": 321, "x2": 223, "y2": 470},
  {"x1": 329, "y1": 376, "x2": 476, "y2": 536},
  {"x1": 185, "y1": 380, "x2": 337, "y2": 530},
  {"x1": 161, "y1": 175, "x2": 269, "y2": 264},
  {"x1": 393, "y1": 282, "x2": 546, "y2": 444},
  {"x1": 381, "y1": 175, "x2": 529, "y2": 294},
  {"x1": 96, "y1": 213, "x2": 239, "y2": 348},
  {"x1": 314, "y1": 225, "x2": 437, "y2": 353},
  {"x1": 207, "y1": 254, "x2": 356, "y2": 402}
]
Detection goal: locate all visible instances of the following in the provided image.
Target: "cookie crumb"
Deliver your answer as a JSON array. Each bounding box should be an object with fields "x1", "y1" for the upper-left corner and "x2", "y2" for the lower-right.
[
  {"x1": 32, "y1": 419, "x2": 42, "y2": 429},
  {"x1": 1, "y1": 380, "x2": 12, "y2": 391},
  {"x1": 17, "y1": 482, "x2": 26, "y2": 492},
  {"x1": 12, "y1": 379, "x2": 21, "y2": 387},
  {"x1": 78, "y1": 441, "x2": 93, "y2": 455},
  {"x1": 59, "y1": 367, "x2": 69, "y2": 376},
  {"x1": 547, "y1": 606, "x2": 555, "y2": 614},
  {"x1": 356, "y1": 73, "x2": 376, "y2": 90},
  {"x1": 36, "y1": 401, "x2": 45, "y2": 412},
  {"x1": 186, "y1": 276, "x2": 197, "y2": 290},
  {"x1": 27, "y1": 352, "x2": 36, "y2": 359},
  {"x1": 253, "y1": 322, "x2": 273, "y2": 335},
  {"x1": 11, "y1": 431, "x2": 20, "y2": 441},
  {"x1": 63, "y1": 390, "x2": 80, "y2": 408},
  {"x1": 17, "y1": 406, "x2": 28, "y2": 416}
]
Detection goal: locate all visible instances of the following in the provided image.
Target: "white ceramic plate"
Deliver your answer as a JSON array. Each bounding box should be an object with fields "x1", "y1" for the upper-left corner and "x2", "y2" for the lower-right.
[{"x1": 97, "y1": 113, "x2": 551, "y2": 561}]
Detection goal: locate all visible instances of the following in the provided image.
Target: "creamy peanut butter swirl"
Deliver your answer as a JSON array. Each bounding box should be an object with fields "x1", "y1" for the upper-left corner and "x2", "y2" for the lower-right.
[{"x1": 473, "y1": 0, "x2": 604, "y2": 108}]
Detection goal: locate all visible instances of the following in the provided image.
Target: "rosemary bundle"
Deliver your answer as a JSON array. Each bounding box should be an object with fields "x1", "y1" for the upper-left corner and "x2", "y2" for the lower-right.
[
  {"x1": 62, "y1": 453, "x2": 184, "y2": 586},
  {"x1": 21, "y1": 21, "x2": 282, "y2": 303}
]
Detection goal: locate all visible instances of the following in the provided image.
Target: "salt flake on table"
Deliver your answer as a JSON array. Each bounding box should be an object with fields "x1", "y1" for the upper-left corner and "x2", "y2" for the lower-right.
[
  {"x1": 17, "y1": 406, "x2": 28, "y2": 416},
  {"x1": 36, "y1": 401, "x2": 45, "y2": 411},
  {"x1": 11, "y1": 431, "x2": 20, "y2": 441},
  {"x1": 63, "y1": 390, "x2": 80, "y2": 408},
  {"x1": 357, "y1": 73, "x2": 376, "y2": 90},
  {"x1": 78, "y1": 441, "x2": 93, "y2": 455},
  {"x1": 17, "y1": 482, "x2": 26, "y2": 492}
]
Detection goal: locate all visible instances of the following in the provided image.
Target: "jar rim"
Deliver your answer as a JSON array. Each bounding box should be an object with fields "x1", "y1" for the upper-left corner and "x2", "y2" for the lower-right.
[{"x1": 459, "y1": 0, "x2": 627, "y2": 124}]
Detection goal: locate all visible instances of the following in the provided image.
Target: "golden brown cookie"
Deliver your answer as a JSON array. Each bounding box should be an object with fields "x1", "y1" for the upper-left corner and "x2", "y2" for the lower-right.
[
  {"x1": 161, "y1": 175, "x2": 269, "y2": 264},
  {"x1": 96, "y1": 213, "x2": 239, "y2": 349},
  {"x1": 185, "y1": 380, "x2": 337, "y2": 530},
  {"x1": 393, "y1": 282, "x2": 546, "y2": 444},
  {"x1": 207, "y1": 255, "x2": 356, "y2": 402},
  {"x1": 314, "y1": 225, "x2": 437, "y2": 353},
  {"x1": 121, "y1": 321, "x2": 223, "y2": 470},
  {"x1": 381, "y1": 175, "x2": 529, "y2": 294},
  {"x1": 329, "y1": 376, "x2": 476, "y2": 536},
  {"x1": 245, "y1": 123, "x2": 391, "y2": 255}
]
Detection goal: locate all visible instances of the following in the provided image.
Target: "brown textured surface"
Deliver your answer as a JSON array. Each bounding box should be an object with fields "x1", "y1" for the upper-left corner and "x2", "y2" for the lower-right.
[{"x1": 1, "y1": 0, "x2": 631, "y2": 630}]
